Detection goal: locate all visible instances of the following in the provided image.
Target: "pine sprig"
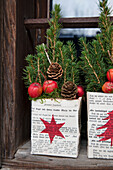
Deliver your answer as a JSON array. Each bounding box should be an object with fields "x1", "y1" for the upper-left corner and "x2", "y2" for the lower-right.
[
  {"x1": 78, "y1": 0, "x2": 113, "y2": 92},
  {"x1": 23, "y1": 4, "x2": 78, "y2": 100},
  {"x1": 46, "y1": 4, "x2": 62, "y2": 62}
]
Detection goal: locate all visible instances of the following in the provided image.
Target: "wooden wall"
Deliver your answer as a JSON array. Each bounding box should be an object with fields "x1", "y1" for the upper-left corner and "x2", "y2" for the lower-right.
[
  {"x1": 1, "y1": 0, "x2": 36, "y2": 159},
  {"x1": 1, "y1": 0, "x2": 48, "y2": 159},
  {"x1": 0, "y1": 0, "x2": 3, "y2": 166},
  {"x1": 36, "y1": 0, "x2": 48, "y2": 45}
]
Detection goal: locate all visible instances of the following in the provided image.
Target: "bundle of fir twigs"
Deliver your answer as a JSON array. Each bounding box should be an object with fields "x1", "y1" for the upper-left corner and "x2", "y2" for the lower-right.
[
  {"x1": 77, "y1": 0, "x2": 113, "y2": 92},
  {"x1": 23, "y1": 4, "x2": 79, "y2": 100}
]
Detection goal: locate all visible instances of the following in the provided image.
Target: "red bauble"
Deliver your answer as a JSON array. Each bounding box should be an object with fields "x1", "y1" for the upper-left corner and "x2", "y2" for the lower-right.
[
  {"x1": 43, "y1": 80, "x2": 58, "y2": 93},
  {"x1": 107, "y1": 69, "x2": 113, "y2": 82},
  {"x1": 102, "y1": 81, "x2": 113, "y2": 93},
  {"x1": 77, "y1": 85, "x2": 84, "y2": 97},
  {"x1": 28, "y1": 83, "x2": 42, "y2": 98}
]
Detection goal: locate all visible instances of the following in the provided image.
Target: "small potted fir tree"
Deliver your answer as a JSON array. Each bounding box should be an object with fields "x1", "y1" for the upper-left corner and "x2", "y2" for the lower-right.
[
  {"x1": 23, "y1": 4, "x2": 83, "y2": 158},
  {"x1": 78, "y1": 0, "x2": 113, "y2": 159}
]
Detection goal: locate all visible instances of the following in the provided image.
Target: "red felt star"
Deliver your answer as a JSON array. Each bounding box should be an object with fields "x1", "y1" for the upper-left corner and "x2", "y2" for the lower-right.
[{"x1": 40, "y1": 115, "x2": 65, "y2": 143}]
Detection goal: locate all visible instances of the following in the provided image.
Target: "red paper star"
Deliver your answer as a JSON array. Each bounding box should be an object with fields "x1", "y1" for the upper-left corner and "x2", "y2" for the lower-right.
[{"x1": 40, "y1": 115, "x2": 65, "y2": 143}]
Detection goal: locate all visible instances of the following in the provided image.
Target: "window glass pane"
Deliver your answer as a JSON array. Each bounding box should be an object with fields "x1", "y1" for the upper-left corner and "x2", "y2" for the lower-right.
[{"x1": 53, "y1": 0, "x2": 113, "y2": 37}]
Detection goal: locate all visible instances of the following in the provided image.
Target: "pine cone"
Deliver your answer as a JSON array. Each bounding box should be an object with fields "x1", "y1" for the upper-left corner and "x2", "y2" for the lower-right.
[
  {"x1": 47, "y1": 62, "x2": 63, "y2": 80},
  {"x1": 61, "y1": 81, "x2": 78, "y2": 100}
]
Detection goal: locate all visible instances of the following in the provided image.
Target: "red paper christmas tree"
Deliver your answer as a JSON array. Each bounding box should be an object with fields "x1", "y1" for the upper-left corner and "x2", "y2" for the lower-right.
[{"x1": 97, "y1": 111, "x2": 113, "y2": 146}]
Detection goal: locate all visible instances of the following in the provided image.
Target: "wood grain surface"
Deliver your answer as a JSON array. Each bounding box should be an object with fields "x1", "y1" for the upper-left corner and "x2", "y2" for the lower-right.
[
  {"x1": 24, "y1": 16, "x2": 113, "y2": 29},
  {"x1": 1, "y1": 0, "x2": 35, "y2": 159},
  {"x1": 35, "y1": 0, "x2": 48, "y2": 45},
  {"x1": 2, "y1": 139, "x2": 113, "y2": 170},
  {"x1": 2, "y1": 0, "x2": 17, "y2": 158},
  {"x1": 0, "y1": 0, "x2": 3, "y2": 167}
]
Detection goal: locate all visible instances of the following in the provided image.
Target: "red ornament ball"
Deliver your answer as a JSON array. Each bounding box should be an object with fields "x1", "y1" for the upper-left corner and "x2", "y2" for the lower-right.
[
  {"x1": 77, "y1": 85, "x2": 84, "y2": 97},
  {"x1": 28, "y1": 82, "x2": 42, "y2": 98},
  {"x1": 107, "y1": 69, "x2": 113, "y2": 82},
  {"x1": 43, "y1": 80, "x2": 58, "y2": 94},
  {"x1": 102, "y1": 81, "x2": 113, "y2": 93}
]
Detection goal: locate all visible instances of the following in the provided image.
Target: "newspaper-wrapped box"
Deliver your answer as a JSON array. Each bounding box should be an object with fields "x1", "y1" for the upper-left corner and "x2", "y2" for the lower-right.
[
  {"x1": 31, "y1": 98, "x2": 82, "y2": 158},
  {"x1": 87, "y1": 92, "x2": 113, "y2": 159}
]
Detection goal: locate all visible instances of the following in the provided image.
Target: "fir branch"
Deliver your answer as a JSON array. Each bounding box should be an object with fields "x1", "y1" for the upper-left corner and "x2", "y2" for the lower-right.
[
  {"x1": 111, "y1": 31, "x2": 113, "y2": 62},
  {"x1": 108, "y1": 49, "x2": 111, "y2": 58},
  {"x1": 94, "y1": 44, "x2": 103, "y2": 71},
  {"x1": 55, "y1": 41, "x2": 64, "y2": 65},
  {"x1": 59, "y1": 47, "x2": 64, "y2": 66},
  {"x1": 72, "y1": 67, "x2": 74, "y2": 83},
  {"x1": 107, "y1": 30, "x2": 113, "y2": 63},
  {"x1": 94, "y1": 44, "x2": 97, "y2": 55},
  {"x1": 53, "y1": 21, "x2": 57, "y2": 61},
  {"x1": 38, "y1": 70, "x2": 47, "y2": 80},
  {"x1": 43, "y1": 57, "x2": 46, "y2": 74},
  {"x1": 40, "y1": 50, "x2": 47, "y2": 75},
  {"x1": 97, "y1": 61, "x2": 103, "y2": 72},
  {"x1": 46, "y1": 4, "x2": 62, "y2": 62},
  {"x1": 46, "y1": 35, "x2": 53, "y2": 49},
  {"x1": 43, "y1": 43, "x2": 51, "y2": 64},
  {"x1": 28, "y1": 71, "x2": 32, "y2": 83},
  {"x1": 108, "y1": 49, "x2": 113, "y2": 63},
  {"x1": 29, "y1": 58, "x2": 35, "y2": 71},
  {"x1": 82, "y1": 40, "x2": 100, "y2": 84},
  {"x1": 84, "y1": 54, "x2": 100, "y2": 84},
  {"x1": 36, "y1": 57, "x2": 41, "y2": 84},
  {"x1": 64, "y1": 63, "x2": 68, "y2": 83},
  {"x1": 69, "y1": 44, "x2": 74, "y2": 83},
  {"x1": 78, "y1": 0, "x2": 113, "y2": 92},
  {"x1": 97, "y1": 36, "x2": 105, "y2": 52},
  {"x1": 56, "y1": 54, "x2": 59, "y2": 63},
  {"x1": 23, "y1": 4, "x2": 78, "y2": 99}
]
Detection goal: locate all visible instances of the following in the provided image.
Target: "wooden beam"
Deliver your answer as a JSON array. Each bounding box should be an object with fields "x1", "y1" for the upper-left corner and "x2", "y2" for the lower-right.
[
  {"x1": 2, "y1": 140, "x2": 113, "y2": 169},
  {"x1": 2, "y1": 0, "x2": 17, "y2": 158},
  {"x1": 15, "y1": 0, "x2": 35, "y2": 155},
  {"x1": 35, "y1": 0, "x2": 47, "y2": 45},
  {"x1": 2, "y1": 0, "x2": 36, "y2": 159},
  {"x1": 24, "y1": 16, "x2": 113, "y2": 29},
  {"x1": 0, "y1": 0, "x2": 3, "y2": 166}
]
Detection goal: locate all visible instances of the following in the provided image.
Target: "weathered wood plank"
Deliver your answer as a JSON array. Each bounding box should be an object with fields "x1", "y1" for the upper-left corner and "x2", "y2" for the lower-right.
[
  {"x1": 0, "y1": 0, "x2": 3, "y2": 167},
  {"x1": 2, "y1": 0, "x2": 17, "y2": 158},
  {"x1": 2, "y1": 0, "x2": 36, "y2": 159},
  {"x1": 1, "y1": 168, "x2": 30, "y2": 170},
  {"x1": 15, "y1": 0, "x2": 35, "y2": 154},
  {"x1": 2, "y1": 140, "x2": 113, "y2": 169},
  {"x1": 24, "y1": 16, "x2": 113, "y2": 29},
  {"x1": 35, "y1": 0, "x2": 48, "y2": 45},
  {"x1": 1, "y1": 0, "x2": 49, "y2": 160}
]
